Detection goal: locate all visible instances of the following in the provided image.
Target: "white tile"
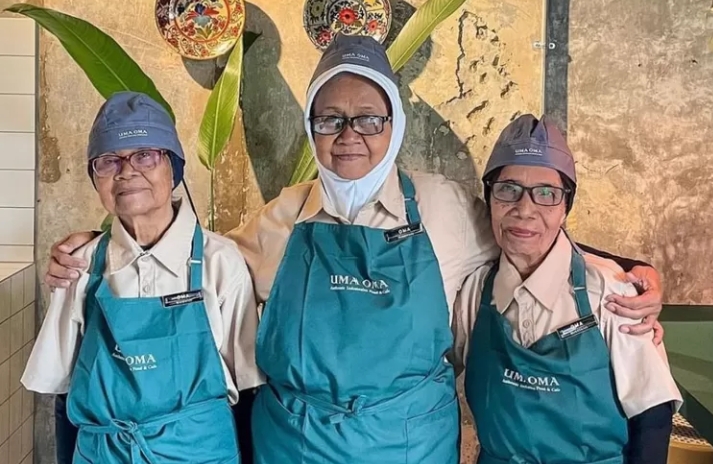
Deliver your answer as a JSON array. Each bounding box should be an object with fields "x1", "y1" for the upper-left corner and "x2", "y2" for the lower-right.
[
  {"x1": 20, "y1": 451, "x2": 33, "y2": 464},
  {"x1": 0, "y1": 171, "x2": 34, "y2": 207},
  {"x1": 0, "y1": 18, "x2": 36, "y2": 57},
  {"x1": 20, "y1": 416, "x2": 31, "y2": 457},
  {"x1": 0, "y1": 279, "x2": 11, "y2": 323},
  {"x1": 0, "y1": 56, "x2": 34, "y2": 94},
  {"x1": 0, "y1": 319, "x2": 9, "y2": 364},
  {"x1": 0, "y1": 246, "x2": 33, "y2": 263},
  {"x1": 8, "y1": 427, "x2": 21, "y2": 464},
  {"x1": 0, "y1": 95, "x2": 34, "y2": 132},
  {"x1": 0, "y1": 360, "x2": 8, "y2": 404},
  {"x1": 0, "y1": 399, "x2": 8, "y2": 445},
  {"x1": 10, "y1": 272, "x2": 23, "y2": 315},
  {"x1": 0, "y1": 208, "x2": 33, "y2": 245},
  {"x1": 21, "y1": 304, "x2": 32, "y2": 345},
  {"x1": 8, "y1": 389, "x2": 21, "y2": 436},
  {"x1": 21, "y1": 387, "x2": 32, "y2": 422},
  {"x1": 9, "y1": 349, "x2": 22, "y2": 396},
  {"x1": 22, "y1": 265, "x2": 34, "y2": 307},
  {"x1": 0, "y1": 441, "x2": 7, "y2": 464},
  {"x1": 0, "y1": 133, "x2": 34, "y2": 170},
  {"x1": 9, "y1": 311, "x2": 22, "y2": 356}
]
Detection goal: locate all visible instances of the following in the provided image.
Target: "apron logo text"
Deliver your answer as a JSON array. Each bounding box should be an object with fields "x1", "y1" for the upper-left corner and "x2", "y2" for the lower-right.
[
  {"x1": 502, "y1": 368, "x2": 560, "y2": 393},
  {"x1": 112, "y1": 345, "x2": 158, "y2": 372},
  {"x1": 330, "y1": 275, "x2": 390, "y2": 295}
]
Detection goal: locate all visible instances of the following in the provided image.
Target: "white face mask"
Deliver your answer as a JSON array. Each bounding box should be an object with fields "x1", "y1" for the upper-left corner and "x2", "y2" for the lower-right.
[{"x1": 304, "y1": 65, "x2": 406, "y2": 222}]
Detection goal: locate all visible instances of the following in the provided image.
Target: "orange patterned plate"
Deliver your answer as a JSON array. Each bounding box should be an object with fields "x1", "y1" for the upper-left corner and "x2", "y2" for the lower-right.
[
  {"x1": 155, "y1": 0, "x2": 246, "y2": 60},
  {"x1": 303, "y1": 0, "x2": 392, "y2": 50}
]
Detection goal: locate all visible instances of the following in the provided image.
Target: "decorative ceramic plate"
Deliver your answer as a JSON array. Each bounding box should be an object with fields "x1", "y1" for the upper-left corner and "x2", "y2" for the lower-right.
[
  {"x1": 303, "y1": 0, "x2": 392, "y2": 50},
  {"x1": 155, "y1": 0, "x2": 246, "y2": 60}
]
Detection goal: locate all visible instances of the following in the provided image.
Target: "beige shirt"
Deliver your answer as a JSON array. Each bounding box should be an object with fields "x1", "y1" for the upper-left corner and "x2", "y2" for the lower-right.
[
  {"x1": 22, "y1": 199, "x2": 264, "y2": 404},
  {"x1": 453, "y1": 231, "x2": 682, "y2": 418},
  {"x1": 227, "y1": 167, "x2": 499, "y2": 320}
]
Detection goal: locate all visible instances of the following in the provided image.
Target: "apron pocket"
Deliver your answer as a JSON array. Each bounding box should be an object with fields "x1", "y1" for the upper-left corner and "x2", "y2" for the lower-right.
[{"x1": 405, "y1": 396, "x2": 459, "y2": 464}]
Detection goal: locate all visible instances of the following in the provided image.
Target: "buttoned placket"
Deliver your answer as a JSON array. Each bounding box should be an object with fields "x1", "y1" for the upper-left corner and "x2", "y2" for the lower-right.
[
  {"x1": 515, "y1": 288, "x2": 535, "y2": 347},
  {"x1": 137, "y1": 252, "x2": 153, "y2": 297}
]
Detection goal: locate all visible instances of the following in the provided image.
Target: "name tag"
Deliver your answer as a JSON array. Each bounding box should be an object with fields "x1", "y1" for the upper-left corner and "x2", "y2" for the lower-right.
[
  {"x1": 161, "y1": 290, "x2": 204, "y2": 308},
  {"x1": 556, "y1": 314, "x2": 598, "y2": 340},
  {"x1": 384, "y1": 223, "x2": 424, "y2": 243}
]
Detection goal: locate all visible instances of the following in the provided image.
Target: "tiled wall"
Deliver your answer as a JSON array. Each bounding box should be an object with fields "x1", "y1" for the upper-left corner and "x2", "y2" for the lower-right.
[
  {"x1": 0, "y1": 17, "x2": 36, "y2": 263},
  {"x1": 0, "y1": 264, "x2": 36, "y2": 464}
]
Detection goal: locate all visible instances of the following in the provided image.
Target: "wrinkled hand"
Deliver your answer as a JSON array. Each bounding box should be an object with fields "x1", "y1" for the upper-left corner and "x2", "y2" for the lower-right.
[
  {"x1": 605, "y1": 266, "x2": 663, "y2": 335},
  {"x1": 652, "y1": 320, "x2": 664, "y2": 345},
  {"x1": 45, "y1": 231, "x2": 97, "y2": 289}
]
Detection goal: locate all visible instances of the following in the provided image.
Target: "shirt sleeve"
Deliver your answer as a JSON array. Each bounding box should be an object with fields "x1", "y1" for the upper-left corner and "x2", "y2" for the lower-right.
[
  {"x1": 451, "y1": 265, "x2": 492, "y2": 375},
  {"x1": 21, "y1": 274, "x2": 88, "y2": 394},
  {"x1": 599, "y1": 276, "x2": 683, "y2": 418},
  {"x1": 218, "y1": 252, "x2": 266, "y2": 394},
  {"x1": 461, "y1": 195, "x2": 499, "y2": 287}
]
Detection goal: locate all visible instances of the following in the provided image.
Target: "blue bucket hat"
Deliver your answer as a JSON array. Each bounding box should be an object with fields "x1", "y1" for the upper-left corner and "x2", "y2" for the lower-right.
[
  {"x1": 87, "y1": 91, "x2": 184, "y2": 188},
  {"x1": 483, "y1": 114, "x2": 576, "y2": 211}
]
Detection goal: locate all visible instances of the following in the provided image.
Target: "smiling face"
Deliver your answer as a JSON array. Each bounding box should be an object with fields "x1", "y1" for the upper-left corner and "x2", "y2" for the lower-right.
[
  {"x1": 490, "y1": 165, "x2": 567, "y2": 272},
  {"x1": 311, "y1": 73, "x2": 392, "y2": 180},
  {"x1": 93, "y1": 148, "x2": 174, "y2": 219}
]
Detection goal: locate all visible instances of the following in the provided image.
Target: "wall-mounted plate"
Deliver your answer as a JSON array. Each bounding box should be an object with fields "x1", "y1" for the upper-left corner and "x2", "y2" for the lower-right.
[
  {"x1": 155, "y1": 0, "x2": 246, "y2": 60},
  {"x1": 303, "y1": 0, "x2": 392, "y2": 51}
]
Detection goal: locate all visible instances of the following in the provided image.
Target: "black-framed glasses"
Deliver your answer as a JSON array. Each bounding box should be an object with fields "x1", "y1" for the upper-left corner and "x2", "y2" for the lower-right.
[
  {"x1": 487, "y1": 180, "x2": 570, "y2": 206},
  {"x1": 310, "y1": 115, "x2": 392, "y2": 136},
  {"x1": 91, "y1": 149, "x2": 166, "y2": 178}
]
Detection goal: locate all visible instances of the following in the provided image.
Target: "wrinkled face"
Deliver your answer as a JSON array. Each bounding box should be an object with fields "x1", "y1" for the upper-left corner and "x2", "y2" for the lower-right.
[
  {"x1": 311, "y1": 73, "x2": 392, "y2": 180},
  {"x1": 490, "y1": 165, "x2": 567, "y2": 265},
  {"x1": 92, "y1": 148, "x2": 173, "y2": 218}
]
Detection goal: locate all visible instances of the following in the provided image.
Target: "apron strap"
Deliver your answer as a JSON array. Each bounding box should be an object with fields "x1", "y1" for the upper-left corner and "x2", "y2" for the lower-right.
[
  {"x1": 90, "y1": 233, "x2": 112, "y2": 277},
  {"x1": 478, "y1": 261, "x2": 500, "y2": 318},
  {"x1": 188, "y1": 223, "x2": 203, "y2": 292},
  {"x1": 570, "y1": 249, "x2": 593, "y2": 318},
  {"x1": 397, "y1": 170, "x2": 422, "y2": 225}
]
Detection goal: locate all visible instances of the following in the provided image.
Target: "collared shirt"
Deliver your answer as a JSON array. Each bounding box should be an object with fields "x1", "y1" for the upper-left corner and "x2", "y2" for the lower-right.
[
  {"x1": 453, "y1": 231, "x2": 682, "y2": 418},
  {"x1": 228, "y1": 167, "x2": 499, "y2": 321},
  {"x1": 22, "y1": 199, "x2": 264, "y2": 404}
]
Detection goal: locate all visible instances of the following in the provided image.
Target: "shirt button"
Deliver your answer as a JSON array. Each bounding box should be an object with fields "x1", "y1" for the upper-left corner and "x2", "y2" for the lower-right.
[
  {"x1": 142, "y1": 284, "x2": 150, "y2": 294},
  {"x1": 523, "y1": 320, "x2": 532, "y2": 329}
]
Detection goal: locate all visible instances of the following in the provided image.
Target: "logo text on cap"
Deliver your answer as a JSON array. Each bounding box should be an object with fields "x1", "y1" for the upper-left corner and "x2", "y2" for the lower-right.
[
  {"x1": 342, "y1": 52, "x2": 370, "y2": 62},
  {"x1": 118, "y1": 129, "x2": 149, "y2": 139},
  {"x1": 514, "y1": 147, "x2": 543, "y2": 156}
]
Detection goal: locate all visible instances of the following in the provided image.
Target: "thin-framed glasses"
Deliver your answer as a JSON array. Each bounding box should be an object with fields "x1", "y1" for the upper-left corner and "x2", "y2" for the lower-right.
[
  {"x1": 92, "y1": 149, "x2": 165, "y2": 178},
  {"x1": 310, "y1": 115, "x2": 392, "y2": 136},
  {"x1": 487, "y1": 180, "x2": 570, "y2": 206}
]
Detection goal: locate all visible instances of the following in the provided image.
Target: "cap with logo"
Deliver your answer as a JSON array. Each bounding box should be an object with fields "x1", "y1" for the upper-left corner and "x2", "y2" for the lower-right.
[
  {"x1": 87, "y1": 91, "x2": 185, "y2": 188},
  {"x1": 482, "y1": 114, "x2": 577, "y2": 211},
  {"x1": 309, "y1": 33, "x2": 397, "y2": 86}
]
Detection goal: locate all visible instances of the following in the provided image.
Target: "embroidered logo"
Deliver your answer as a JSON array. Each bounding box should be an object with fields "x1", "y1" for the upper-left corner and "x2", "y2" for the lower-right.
[
  {"x1": 502, "y1": 368, "x2": 560, "y2": 393},
  {"x1": 330, "y1": 275, "x2": 390, "y2": 295},
  {"x1": 117, "y1": 129, "x2": 149, "y2": 139},
  {"x1": 112, "y1": 345, "x2": 157, "y2": 372}
]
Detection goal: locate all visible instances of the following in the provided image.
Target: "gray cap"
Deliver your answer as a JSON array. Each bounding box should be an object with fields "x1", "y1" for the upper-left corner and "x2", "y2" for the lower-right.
[
  {"x1": 483, "y1": 114, "x2": 576, "y2": 210},
  {"x1": 87, "y1": 91, "x2": 184, "y2": 187},
  {"x1": 309, "y1": 33, "x2": 397, "y2": 86}
]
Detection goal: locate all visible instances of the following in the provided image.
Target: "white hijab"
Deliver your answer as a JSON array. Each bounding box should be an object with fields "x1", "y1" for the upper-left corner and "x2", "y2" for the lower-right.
[{"x1": 304, "y1": 64, "x2": 407, "y2": 222}]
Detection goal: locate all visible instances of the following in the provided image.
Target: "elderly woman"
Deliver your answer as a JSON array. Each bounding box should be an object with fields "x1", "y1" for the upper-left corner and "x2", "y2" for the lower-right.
[
  {"x1": 44, "y1": 36, "x2": 664, "y2": 464},
  {"x1": 454, "y1": 115, "x2": 682, "y2": 464},
  {"x1": 22, "y1": 92, "x2": 263, "y2": 463}
]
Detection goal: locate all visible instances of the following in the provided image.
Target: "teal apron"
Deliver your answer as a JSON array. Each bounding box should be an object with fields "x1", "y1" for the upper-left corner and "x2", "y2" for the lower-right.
[
  {"x1": 465, "y1": 249, "x2": 628, "y2": 464},
  {"x1": 253, "y1": 171, "x2": 460, "y2": 464},
  {"x1": 66, "y1": 225, "x2": 240, "y2": 464}
]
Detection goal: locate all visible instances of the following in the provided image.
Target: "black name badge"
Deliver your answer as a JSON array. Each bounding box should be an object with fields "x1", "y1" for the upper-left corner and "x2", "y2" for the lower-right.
[
  {"x1": 556, "y1": 314, "x2": 598, "y2": 340},
  {"x1": 384, "y1": 223, "x2": 424, "y2": 243},
  {"x1": 161, "y1": 290, "x2": 204, "y2": 308}
]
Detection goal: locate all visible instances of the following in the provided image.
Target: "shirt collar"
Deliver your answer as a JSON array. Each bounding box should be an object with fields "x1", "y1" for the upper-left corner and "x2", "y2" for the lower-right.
[
  {"x1": 493, "y1": 230, "x2": 572, "y2": 313},
  {"x1": 107, "y1": 198, "x2": 197, "y2": 276},
  {"x1": 295, "y1": 166, "x2": 406, "y2": 224}
]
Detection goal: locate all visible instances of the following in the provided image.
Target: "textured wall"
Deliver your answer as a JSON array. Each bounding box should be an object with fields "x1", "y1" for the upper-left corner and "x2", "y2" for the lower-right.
[
  {"x1": 14, "y1": 0, "x2": 542, "y2": 462},
  {"x1": 566, "y1": 0, "x2": 713, "y2": 304}
]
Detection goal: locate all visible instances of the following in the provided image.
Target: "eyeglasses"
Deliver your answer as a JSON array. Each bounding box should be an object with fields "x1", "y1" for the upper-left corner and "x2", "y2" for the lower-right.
[
  {"x1": 487, "y1": 180, "x2": 570, "y2": 206},
  {"x1": 310, "y1": 115, "x2": 392, "y2": 136},
  {"x1": 92, "y1": 149, "x2": 165, "y2": 178}
]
